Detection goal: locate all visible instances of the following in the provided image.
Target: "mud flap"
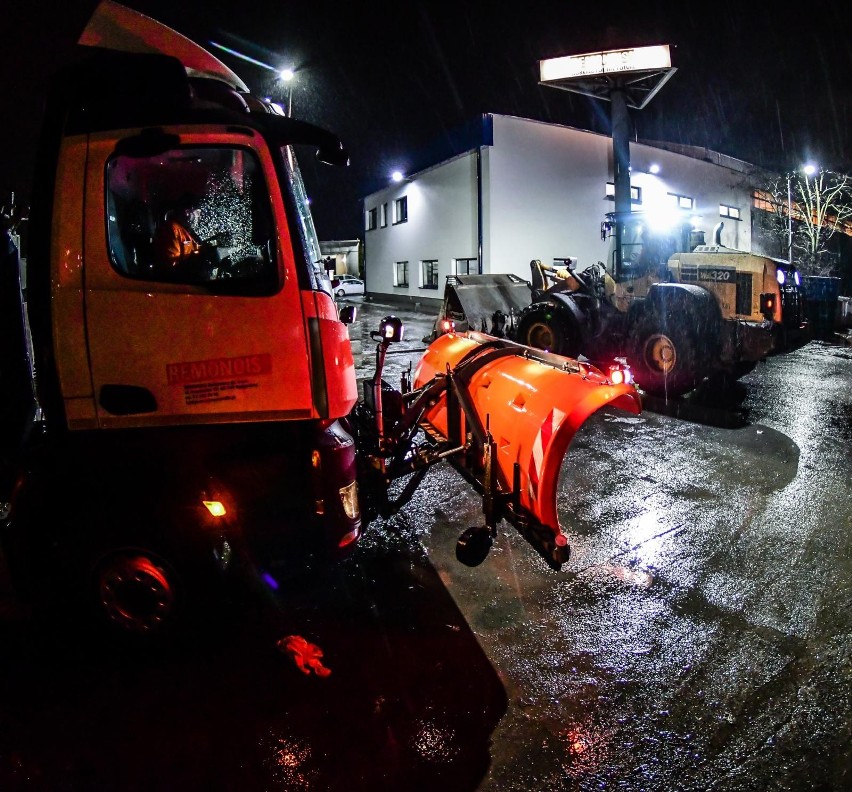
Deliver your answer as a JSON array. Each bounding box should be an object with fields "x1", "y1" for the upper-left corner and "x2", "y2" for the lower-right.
[{"x1": 412, "y1": 332, "x2": 641, "y2": 567}]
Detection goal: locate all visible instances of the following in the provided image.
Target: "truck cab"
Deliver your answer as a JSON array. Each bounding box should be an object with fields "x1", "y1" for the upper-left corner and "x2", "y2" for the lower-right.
[{"x1": 2, "y1": 10, "x2": 362, "y2": 639}]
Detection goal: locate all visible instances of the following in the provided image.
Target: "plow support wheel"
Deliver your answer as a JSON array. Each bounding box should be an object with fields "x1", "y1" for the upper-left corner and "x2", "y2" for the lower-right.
[{"x1": 413, "y1": 333, "x2": 641, "y2": 543}]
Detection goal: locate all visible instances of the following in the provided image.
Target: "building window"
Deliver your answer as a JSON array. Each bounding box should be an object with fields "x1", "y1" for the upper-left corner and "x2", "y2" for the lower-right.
[
  {"x1": 380, "y1": 203, "x2": 388, "y2": 227},
  {"x1": 366, "y1": 207, "x2": 377, "y2": 231},
  {"x1": 394, "y1": 196, "x2": 408, "y2": 224},
  {"x1": 455, "y1": 257, "x2": 478, "y2": 275},
  {"x1": 420, "y1": 259, "x2": 439, "y2": 289},
  {"x1": 605, "y1": 182, "x2": 641, "y2": 203},
  {"x1": 667, "y1": 192, "x2": 694, "y2": 210},
  {"x1": 752, "y1": 190, "x2": 772, "y2": 212},
  {"x1": 720, "y1": 204, "x2": 741, "y2": 220},
  {"x1": 393, "y1": 260, "x2": 408, "y2": 287}
]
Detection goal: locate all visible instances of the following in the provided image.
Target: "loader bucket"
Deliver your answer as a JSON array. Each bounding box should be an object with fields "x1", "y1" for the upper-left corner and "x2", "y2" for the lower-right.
[
  {"x1": 433, "y1": 274, "x2": 532, "y2": 336},
  {"x1": 412, "y1": 332, "x2": 641, "y2": 557}
]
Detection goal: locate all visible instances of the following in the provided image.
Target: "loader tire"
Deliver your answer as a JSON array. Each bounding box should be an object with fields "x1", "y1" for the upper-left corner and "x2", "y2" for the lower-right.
[
  {"x1": 517, "y1": 304, "x2": 579, "y2": 357},
  {"x1": 628, "y1": 315, "x2": 702, "y2": 397}
]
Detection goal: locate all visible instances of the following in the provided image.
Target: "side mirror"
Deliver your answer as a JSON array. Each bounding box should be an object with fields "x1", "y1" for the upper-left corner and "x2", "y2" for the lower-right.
[
  {"x1": 331, "y1": 278, "x2": 341, "y2": 288},
  {"x1": 261, "y1": 115, "x2": 350, "y2": 167},
  {"x1": 339, "y1": 305, "x2": 357, "y2": 325}
]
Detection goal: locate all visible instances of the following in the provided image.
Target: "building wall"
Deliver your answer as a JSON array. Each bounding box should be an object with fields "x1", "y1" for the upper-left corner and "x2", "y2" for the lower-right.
[
  {"x1": 363, "y1": 152, "x2": 477, "y2": 304},
  {"x1": 363, "y1": 113, "x2": 760, "y2": 302},
  {"x1": 628, "y1": 144, "x2": 755, "y2": 253},
  {"x1": 484, "y1": 115, "x2": 612, "y2": 279}
]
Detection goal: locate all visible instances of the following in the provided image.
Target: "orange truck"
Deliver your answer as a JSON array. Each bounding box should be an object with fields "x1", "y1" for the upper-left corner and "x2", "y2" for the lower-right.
[{"x1": 0, "y1": 1, "x2": 642, "y2": 643}]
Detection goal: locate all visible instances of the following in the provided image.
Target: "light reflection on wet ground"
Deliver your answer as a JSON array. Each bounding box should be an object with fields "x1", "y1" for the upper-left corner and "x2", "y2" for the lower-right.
[{"x1": 353, "y1": 302, "x2": 852, "y2": 791}]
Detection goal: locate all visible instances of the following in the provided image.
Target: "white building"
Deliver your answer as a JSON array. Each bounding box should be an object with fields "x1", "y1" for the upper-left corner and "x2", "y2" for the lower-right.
[{"x1": 363, "y1": 113, "x2": 767, "y2": 307}]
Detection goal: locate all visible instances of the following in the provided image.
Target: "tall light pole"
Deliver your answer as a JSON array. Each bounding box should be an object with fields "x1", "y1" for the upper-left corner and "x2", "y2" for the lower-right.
[
  {"x1": 538, "y1": 45, "x2": 677, "y2": 280},
  {"x1": 279, "y1": 68, "x2": 295, "y2": 117}
]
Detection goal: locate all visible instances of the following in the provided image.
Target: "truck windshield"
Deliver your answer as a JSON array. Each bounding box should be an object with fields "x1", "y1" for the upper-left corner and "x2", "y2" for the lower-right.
[{"x1": 280, "y1": 145, "x2": 331, "y2": 293}]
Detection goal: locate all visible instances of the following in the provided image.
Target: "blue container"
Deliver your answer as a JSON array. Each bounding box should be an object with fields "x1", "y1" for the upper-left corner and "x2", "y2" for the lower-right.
[
  {"x1": 802, "y1": 276, "x2": 841, "y2": 337},
  {"x1": 802, "y1": 276, "x2": 841, "y2": 301}
]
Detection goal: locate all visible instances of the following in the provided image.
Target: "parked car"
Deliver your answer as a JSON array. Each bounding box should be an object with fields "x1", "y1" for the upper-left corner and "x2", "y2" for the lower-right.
[{"x1": 332, "y1": 275, "x2": 365, "y2": 298}]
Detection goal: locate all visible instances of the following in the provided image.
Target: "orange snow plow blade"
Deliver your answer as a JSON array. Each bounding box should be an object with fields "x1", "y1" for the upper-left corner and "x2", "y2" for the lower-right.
[{"x1": 412, "y1": 331, "x2": 641, "y2": 566}]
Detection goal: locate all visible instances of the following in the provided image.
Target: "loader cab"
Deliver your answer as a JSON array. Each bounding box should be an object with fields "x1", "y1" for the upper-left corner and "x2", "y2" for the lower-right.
[{"x1": 602, "y1": 211, "x2": 694, "y2": 282}]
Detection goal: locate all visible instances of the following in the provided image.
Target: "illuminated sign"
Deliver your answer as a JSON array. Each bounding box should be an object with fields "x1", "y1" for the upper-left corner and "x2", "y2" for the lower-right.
[{"x1": 540, "y1": 45, "x2": 672, "y2": 83}]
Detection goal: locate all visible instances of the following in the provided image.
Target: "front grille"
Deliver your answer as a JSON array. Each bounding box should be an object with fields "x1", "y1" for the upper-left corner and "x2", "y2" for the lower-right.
[{"x1": 680, "y1": 265, "x2": 698, "y2": 282}]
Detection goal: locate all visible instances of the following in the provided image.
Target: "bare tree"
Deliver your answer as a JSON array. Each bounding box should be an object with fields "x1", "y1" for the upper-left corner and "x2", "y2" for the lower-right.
[{"x1": 755, "y1": 169, "x2": 852, "y2": 276}]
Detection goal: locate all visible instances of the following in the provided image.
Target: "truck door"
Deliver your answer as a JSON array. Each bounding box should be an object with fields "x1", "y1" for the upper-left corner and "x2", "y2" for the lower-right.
[{"x1": 79, "y1": 128, "x2": 314, "y2": 429}]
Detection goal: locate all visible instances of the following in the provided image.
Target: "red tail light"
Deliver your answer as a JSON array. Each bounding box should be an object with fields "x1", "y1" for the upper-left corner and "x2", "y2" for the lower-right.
[{"x1": 338, "y1": 526, "x2": 361, "y2": 548}]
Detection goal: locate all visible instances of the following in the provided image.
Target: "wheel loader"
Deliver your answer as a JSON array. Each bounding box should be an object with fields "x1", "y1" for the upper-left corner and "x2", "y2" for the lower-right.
[{"x1": 428, "y1": 212, "x2": 808, "y2": 397}]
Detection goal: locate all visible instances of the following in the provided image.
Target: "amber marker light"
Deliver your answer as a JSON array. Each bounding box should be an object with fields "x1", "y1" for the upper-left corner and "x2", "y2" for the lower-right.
[
  {"x1": 608, "y1": 363, "x2": 632, "y2": 385},
  {"x1": 203, "y1": 500, "x2": 227, "y2": 517}
]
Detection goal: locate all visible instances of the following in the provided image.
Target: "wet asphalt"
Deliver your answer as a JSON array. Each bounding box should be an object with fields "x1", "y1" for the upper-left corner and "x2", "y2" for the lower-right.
[{"x1": 0, "y1": 297, "x2": 850, "y2": 790}]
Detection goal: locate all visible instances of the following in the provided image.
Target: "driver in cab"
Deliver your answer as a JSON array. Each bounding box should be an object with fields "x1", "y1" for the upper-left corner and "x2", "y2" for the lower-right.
[{"x1": 152, "y1": 194, "x2": 203, "y2": 276}]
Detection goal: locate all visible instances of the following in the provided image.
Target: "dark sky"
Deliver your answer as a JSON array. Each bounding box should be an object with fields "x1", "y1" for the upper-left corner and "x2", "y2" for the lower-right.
[{"x1": 3, "y1": 0, "x2": 850, "y2": 240}]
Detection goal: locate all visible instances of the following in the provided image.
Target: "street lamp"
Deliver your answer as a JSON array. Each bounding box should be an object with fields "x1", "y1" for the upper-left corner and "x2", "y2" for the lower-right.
[
  {"x1": 279, "y1": 68, "x2": 295, "y2": 117},
  {"x1": 787, "y1": 163, "x2": 818, "y2": 263}
]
